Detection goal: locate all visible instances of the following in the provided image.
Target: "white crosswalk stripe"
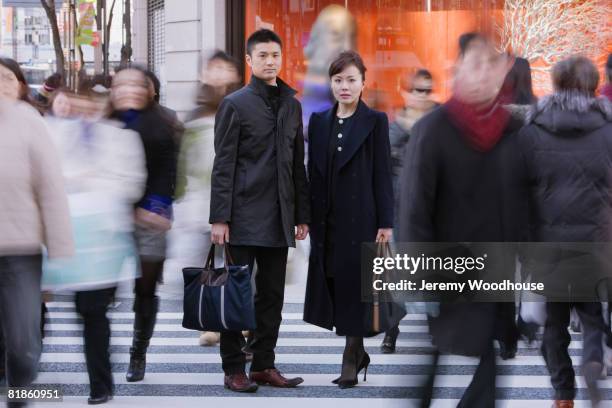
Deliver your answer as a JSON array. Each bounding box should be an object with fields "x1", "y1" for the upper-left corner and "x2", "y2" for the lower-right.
[{"x1": 35, "y1": 297, "x2": 612, "y2": 407}]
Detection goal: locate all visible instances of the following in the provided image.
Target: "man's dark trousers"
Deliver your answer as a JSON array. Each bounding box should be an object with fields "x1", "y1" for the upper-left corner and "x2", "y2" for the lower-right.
[
  {"x1": 542, "y1": 302, "x2": 604, "y2": 400},
  {"x1": 220, "y1": 245, "x2": 289, "y2": 374}
]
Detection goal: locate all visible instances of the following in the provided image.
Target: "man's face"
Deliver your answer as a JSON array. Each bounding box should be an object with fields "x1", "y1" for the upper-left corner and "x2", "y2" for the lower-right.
[
  {"x1": 111, "y1": 69, "x2": 149, "y2": 110},
  {"x1": 246, "y1": 42, "x2": 282, "y2": 83},
  {"x1": 453, "y1": 40, "x2": 512, "y2": 106}
]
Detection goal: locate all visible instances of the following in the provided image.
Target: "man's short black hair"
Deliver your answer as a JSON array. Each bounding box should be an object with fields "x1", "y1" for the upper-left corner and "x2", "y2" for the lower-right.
[
  {"x1": 246, "y1": 29, "x2": 282, "y2": 56},
  {"x1": 458, "y1": 32, "x2": 487, "y2": 58}
]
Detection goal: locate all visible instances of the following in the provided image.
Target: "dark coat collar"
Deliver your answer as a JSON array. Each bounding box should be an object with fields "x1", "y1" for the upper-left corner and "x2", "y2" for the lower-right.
[
  {"x1": 248, "y1": 75, "x2": 297, "y2": 99},
  {"x1": 311, "y1": 99, "x2": 377, "y2": 175}
]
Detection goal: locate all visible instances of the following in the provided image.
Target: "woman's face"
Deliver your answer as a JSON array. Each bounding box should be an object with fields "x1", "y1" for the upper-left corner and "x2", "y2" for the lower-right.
[
  {"x1": 111, "y1": 69, "x2": 149, "y2": 110},
  {"x1": 331, "y1": 64, "x2": 364, "y2": 106},
  {"x1": 51, "y1": 92, "x2": 72, "y2": 118},
  {"x1": 0, "y1": 64, "x2": 23, "y2": 101}
]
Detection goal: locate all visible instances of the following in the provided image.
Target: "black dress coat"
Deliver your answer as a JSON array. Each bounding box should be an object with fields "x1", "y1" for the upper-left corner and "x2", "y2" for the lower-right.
[
  {"x1": 209, "y1": 76, "x2": 311, "y2": 247},
  {"x1": 397, "y1": 105, "x2": 526, "y2": 356},
  {"x1": 303, "y1": 100, "x2": 400, "y2": 336}
]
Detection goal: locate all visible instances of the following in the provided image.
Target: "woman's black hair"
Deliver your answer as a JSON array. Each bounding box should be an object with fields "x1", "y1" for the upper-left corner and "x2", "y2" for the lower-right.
[
  {"x1": 504, "y1": 57, "x2": 536, "y2": 105},
  {"x1": 0, "y1": 57, "x2": 31, "y2": 102}
]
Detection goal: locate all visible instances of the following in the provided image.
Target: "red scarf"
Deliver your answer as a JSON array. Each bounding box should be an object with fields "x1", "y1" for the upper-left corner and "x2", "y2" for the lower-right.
[{"x1": 445, "y1": 93, "x2": 511, "y2": 152}]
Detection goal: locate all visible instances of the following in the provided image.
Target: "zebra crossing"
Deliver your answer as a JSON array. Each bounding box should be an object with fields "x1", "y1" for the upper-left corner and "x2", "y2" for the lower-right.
[{"x1": 29, "y1": 296, "x2": 612, "y2": 407}]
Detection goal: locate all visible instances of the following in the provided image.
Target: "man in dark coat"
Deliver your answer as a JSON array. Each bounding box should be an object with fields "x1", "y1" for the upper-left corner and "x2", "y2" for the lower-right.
[
  {"x1": 397, "y1": 33, "x2": 523, "y2": 407},
  {"x1": 518, "y1": 56, "x2": 612, "y2": 408},
  {"x1": 209, "y1": 29, "x2": 310, "y2": 392}
]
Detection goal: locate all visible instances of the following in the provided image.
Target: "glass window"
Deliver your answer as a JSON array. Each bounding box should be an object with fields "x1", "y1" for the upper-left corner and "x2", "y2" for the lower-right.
[{"x1": 245, "y1": 0, "x2": 611, "y2": 120}]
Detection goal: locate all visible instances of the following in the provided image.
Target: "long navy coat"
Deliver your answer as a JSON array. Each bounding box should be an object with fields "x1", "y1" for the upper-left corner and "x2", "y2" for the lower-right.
[{"x1": 303, "y1": 100, "x2": 397, "y2": 336}]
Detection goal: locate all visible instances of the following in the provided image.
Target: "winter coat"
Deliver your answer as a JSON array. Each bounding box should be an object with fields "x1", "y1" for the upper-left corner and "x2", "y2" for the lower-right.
[
  {"x1": 0, "y1": 101, "x2": 73, "y2": 258},
  {"x1": 397, "y1": 104, "x2": 525, "y2": 356},
  {"x1": 303, "y1": 100, "x2": 403, "y2": 336},
  {"x1": 209, "y1": 76, "x2": 311, "y2": 247},
  {"x1": 518, "y1": 93, "x2": 612, "y2": 300}
]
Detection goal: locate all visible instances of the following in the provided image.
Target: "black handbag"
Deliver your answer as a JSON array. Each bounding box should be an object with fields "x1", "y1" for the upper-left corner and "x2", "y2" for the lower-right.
[
  {"x1": 365, "y1": 242, "x2": 406, "y2": 335},
  {"x1": 182, "y1": 245, "x2": 256, "y2": 332}
]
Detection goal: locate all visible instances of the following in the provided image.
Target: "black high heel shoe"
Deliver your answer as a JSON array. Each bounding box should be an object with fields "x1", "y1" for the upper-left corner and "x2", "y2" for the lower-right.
[{"x1": 336, "y1": 352, "x2": 370, "y2": 389}]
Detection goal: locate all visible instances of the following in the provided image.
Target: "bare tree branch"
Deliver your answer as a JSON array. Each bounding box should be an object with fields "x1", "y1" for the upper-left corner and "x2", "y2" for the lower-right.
[{"x1": 497, "y1": 0, "x2": 611, "y2": 93}]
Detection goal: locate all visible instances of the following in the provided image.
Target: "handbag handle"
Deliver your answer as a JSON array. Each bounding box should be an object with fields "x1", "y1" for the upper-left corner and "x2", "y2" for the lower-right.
[
  {"x1": 376, "y1": 241, "x2": 393, "y2": 258},
  {"x1": 205, "y1": 244, "x2": 236, "y2": 270}
]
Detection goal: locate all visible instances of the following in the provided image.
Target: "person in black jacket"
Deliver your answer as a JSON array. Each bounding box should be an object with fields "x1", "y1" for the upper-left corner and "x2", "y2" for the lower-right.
[
  {"x1": 518, "y1": 56, "x2": 612, "y2": 408},
  {"x1": 381, "y1": 68, "x2": 438, "y2": 354},
  {"x1": 398, "y1": 33, "x2": 522, "y2": 407},
  {"x1": 303, "y1": 51, "x2": 399, "y2": 389},
  {"x1": 109, "y1": 66, "x2": 179, "y2": 385},
  {"x1": 209, "y1": 29, "x2": 310, "y2": 393}
]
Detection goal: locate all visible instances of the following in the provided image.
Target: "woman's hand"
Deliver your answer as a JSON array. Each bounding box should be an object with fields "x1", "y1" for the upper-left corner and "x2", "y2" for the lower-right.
[
  {"x1": 376, "y1": 228, "x2": 393, "y2": 243},
  {"x1": 135, "y1": 208, "x2": 172, "y2": 231}
]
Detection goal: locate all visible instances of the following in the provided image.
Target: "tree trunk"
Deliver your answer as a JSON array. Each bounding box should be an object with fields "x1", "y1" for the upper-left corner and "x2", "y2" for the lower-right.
[
  {"x1": 120, "y1": 0, "x2": 132, "y2": 68},
  {"x1": 40, "y1": 0, "x2": 65, "y2": 76},
  {"x1": 70, "y1": 4, "x2": 85, "y2": 70}
]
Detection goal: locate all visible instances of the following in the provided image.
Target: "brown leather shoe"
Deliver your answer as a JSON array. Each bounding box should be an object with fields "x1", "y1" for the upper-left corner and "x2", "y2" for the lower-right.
[
  {"x1": 224, "y1": 372, "x2": 258, "y2": 393},
  {"x1": 250, "y1": 368, "x2": 304, "y2": 388},
  {"x1": 552, "y1": 401, "x2": 573, "y2": 408}
]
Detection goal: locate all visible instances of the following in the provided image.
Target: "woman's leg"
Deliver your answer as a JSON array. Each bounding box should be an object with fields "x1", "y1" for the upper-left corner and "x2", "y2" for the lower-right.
[
  {"x1": 75, "y1": 287, "x2": 116, "y2": 401},
  {"x1": 126, "y1": 259, "x2": 163, "y2": 382}
]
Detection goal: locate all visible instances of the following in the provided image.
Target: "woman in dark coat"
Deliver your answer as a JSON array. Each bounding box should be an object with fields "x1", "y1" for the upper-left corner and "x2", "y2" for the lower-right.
[
  {"x1": 109, "y1": 66, "x2": 179, "y2": 384},
  {"x1": 303, "y1": 51, "x2": 397, "y2": 389}
]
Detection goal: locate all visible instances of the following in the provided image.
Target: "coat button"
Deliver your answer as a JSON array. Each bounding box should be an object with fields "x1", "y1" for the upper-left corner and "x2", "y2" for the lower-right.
[
  {"x1": 338, "y1": 133, "x2": 343, "y2": 139},
  {"x1": 337, "y1": 146, "x2": 343, "y2": 152}
]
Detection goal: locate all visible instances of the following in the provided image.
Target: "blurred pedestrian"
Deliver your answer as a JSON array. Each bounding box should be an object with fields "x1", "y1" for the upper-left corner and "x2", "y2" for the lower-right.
[
  {"x1": 109, "y1": 66, "x2": 179, "y2": 383},
  {"x1": 381, "y1": 68, "x2": 438, "y2": 354},
  {"x1": 34, "y1": 72, "x2": 64, "y2": 112},
  {"x1": 172, "y1": 50, "x2": 241, "y2": 347},
  {"x1": 0, "y1": 88, "x2": 73, "y2": 407},
  {"x1": 0, "y1": 57, "x2": 36, "y2": 107},
  {"x1": 503, "y1": 57, "x2": 537, "y2": 120},
  {"x1": 518, "y1": 56, "x2": 612, "y2": 408},
  {"x1": 397, "y1": 33, "x2": 523, "y2": 407},
  {"x1": 304, "y1": 51, "x2": 403, "y2": 388},
  {"x1": 209, "y1": 29, "x2": 310, "y2": 392},
  {"x1": 0, "y1": 57, "x2": 52, "y2": 390},
  {"x1": 44, "y1": 82, "x2": 146, "y2": 404}
]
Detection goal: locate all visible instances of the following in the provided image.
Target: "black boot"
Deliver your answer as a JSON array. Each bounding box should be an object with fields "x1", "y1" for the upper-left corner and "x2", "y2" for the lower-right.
[
  {"x1": 126, "y1": 296, "x2": 158, "y2": 382},
  {"x1": 380, "y1": 325, "x2": 400, "y2": 354}
]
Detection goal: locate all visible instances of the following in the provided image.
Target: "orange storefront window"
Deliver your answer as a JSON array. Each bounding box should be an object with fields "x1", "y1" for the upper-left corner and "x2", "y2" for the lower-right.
[
  {"x1": 245, "y1": 0, "x2": 611, "y2": 120},
  {"x1": 245, "y1": 0, "x2": 506, "y2": 118}
]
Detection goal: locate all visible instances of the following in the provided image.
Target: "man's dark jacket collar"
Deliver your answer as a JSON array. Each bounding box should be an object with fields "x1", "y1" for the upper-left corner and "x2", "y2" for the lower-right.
[{"x1": 248, "y1": 75, "x2": 297, "y2": 98}]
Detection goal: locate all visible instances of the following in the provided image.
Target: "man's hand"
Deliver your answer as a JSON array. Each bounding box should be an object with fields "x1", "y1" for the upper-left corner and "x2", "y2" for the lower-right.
[
  {"x1": 211, "y1": 223, "x2": 230, "y2": 244},
  {"x1": 376, "y1": 228, "x2": 393, "y2": 243},
  {"x1": 295, "y1": 224, "x2": 309, "y2": 240}
]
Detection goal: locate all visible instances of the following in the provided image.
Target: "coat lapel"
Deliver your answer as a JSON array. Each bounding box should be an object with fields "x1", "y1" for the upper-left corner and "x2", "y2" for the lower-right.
[
  {"x1": 311, "y1": 107, "x2": 334, "y2": 177},
  {"x1": 336, "y1": 100, "x2": 376, "y2": 170}
]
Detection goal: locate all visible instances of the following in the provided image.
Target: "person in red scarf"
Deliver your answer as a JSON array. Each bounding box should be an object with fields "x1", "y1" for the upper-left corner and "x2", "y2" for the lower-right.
[{"x1": 397, "y1": 33, "x2": 524, "y2": 407}]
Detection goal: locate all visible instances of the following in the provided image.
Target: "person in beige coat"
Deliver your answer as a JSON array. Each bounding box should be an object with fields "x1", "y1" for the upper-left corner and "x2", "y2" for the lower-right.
[{"x1": 0, "y1": 97, "x2": 73, "y2": 403}]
